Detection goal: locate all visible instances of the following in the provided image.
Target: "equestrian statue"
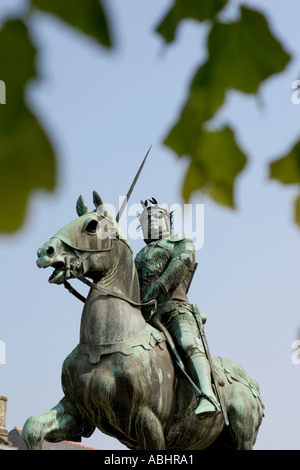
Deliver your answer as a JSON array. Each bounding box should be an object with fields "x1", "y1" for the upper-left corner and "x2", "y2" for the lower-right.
[{"x1": 22, "y1": 185, "x2": 264, "y2": 450}]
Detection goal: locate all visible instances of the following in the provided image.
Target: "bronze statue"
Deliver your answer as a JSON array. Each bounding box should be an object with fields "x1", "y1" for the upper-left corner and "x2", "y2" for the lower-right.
[
  {"x1": 22, "y1": 192, "x2": 264, "y2": 450},
  {"x1": 135, "y1": 199, "x2": 220, "y2": 419}
]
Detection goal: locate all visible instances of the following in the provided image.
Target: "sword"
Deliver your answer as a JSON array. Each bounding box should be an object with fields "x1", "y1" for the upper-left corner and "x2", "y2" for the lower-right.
[
  {"x1": 116, "y1": 145, "x2": 152, "y2": 223},
  {"x1": 191, "y1": 304, "x2": 230, "y2": 426}
]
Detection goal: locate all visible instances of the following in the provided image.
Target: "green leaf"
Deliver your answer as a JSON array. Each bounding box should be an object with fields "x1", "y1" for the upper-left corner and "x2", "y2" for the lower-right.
[
  {"x1": 269, "y1": 140, "x2": 300, "y2": 184},
  {"x1": 182, "y1": 127, "x2": 247, "y2": 207},
  {"x1": 207, "y1": 7, "x2": 291, "y2": 94},
  {"x1": 32, "y1": 0, "x2": 112, "y2": 47},
  {"x1": 156, "y1": 0, "x2": 228, "y2": 43},
  {"x1": 162, "y1": 6, "x2": 291, "y2": 208},
  {"x1": 269, "y1": 140, "x2": 300, "y2": 228},
  {"x1": 295, "y1": 195, "x2": 300, "y2": 227},
  {"x1": 169, "y1": 6, "x2": 291, "y2": 140},
  {"x1": 0, "y1": 20, "x2": 56, "y2": 232}
]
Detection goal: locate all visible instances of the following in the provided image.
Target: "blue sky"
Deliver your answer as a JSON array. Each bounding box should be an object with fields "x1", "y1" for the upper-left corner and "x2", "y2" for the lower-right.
[{"x1": 1, "y1": 0, "x2": 300, "y2": 450}]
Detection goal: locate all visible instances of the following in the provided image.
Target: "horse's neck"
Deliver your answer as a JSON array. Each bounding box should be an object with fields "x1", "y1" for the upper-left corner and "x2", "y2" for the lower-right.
[
  {"x1": 98, "y1": 243, "x2": 140, "y2": 302},
  {"x1": 79, "y1": 240, "x2": 146, "y2": 345}
]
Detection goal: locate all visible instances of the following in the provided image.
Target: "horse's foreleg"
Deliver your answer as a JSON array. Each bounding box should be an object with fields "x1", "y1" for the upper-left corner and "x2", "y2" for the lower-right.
[
  {"x1": 135, "y1": 407, "x2": 165, "y2": 450},
  {"x1": 22, "y1": 396, "x2": 93, "y2": 450}
]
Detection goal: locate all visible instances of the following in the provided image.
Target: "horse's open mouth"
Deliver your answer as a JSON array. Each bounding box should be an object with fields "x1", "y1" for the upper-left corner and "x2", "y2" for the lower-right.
[{"x1": 49, "y1": 262, "x2": 66, "y2": 284}]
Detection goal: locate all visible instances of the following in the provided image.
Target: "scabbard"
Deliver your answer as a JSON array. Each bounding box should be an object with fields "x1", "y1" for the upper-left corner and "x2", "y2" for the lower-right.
[
  {"x1": 151, "y1": 316, "x2": 203, "y2": 399},
  {"x1": 191, "y1": 304, "x2": 229, "y2": 426}
]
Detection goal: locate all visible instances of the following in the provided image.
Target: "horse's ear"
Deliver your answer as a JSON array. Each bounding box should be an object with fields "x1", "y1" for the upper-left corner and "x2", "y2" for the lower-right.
[
  {"x1": 93, "y1": 190, "x2": 103, "y2": 209},
  {"x1": 76, "y1": 195, "x2": 89, "y2": 216}
]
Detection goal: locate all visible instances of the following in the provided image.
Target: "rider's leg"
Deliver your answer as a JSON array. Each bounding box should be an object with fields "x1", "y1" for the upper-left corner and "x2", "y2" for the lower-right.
[
  {"x1": 186, "y1": 350, "x2": 220, "y2": 418},
  {"x1": 167, "y1": 312, "x2": 220, "y2": 418}
]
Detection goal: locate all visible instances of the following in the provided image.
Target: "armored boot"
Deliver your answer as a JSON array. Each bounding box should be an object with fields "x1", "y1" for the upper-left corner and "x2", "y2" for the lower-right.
[{"x1": 187, "y1": 354, "x2": 221, "y2": 419}]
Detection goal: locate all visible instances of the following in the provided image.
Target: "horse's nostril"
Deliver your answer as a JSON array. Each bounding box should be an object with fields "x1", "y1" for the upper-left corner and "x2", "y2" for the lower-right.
[
  {"x1": 37, "y1": 248, "x2": 42, "y2": 257},
  {"x1": 46, "y1": 246, "x2": 55, "y2": 256}
]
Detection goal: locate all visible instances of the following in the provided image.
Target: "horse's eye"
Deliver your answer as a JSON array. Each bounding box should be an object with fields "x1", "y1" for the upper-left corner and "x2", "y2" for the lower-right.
[{"x1": 84, "y1": 219, "x2": 98, "y2": 234}]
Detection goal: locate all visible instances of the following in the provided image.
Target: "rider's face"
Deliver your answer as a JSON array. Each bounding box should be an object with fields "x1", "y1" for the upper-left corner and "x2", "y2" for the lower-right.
[{"x1": 142, "y1": 210, "x2": 170, "y2": 241}]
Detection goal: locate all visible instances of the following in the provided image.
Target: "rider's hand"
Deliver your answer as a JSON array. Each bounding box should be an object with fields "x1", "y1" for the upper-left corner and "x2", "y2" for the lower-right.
[{"x1": 142, "y1": 281, "x2": 162, "y2": 304}]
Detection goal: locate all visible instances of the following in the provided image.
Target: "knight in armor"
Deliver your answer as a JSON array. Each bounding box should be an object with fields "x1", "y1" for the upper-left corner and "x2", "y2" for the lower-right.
[{"x1": 134, "y1": 198, "x2": 220, "y2": 419}]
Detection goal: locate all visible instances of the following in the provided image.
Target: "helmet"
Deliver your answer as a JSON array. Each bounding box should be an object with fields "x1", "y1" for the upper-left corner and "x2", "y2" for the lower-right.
[{"x1": 138, "y1": 198, "x2": 172, "y2": 241}]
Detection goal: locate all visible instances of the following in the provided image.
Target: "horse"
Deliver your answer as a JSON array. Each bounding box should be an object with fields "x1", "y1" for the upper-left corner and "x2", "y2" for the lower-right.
[{"x1": 22, "y1": 191, "x2": 264, "y2": 450}]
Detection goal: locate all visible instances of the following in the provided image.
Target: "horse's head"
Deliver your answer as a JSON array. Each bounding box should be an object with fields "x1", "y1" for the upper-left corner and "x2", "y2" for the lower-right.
[{"x1": 36, "y1": 191, "x2": 124, "y2": 285}]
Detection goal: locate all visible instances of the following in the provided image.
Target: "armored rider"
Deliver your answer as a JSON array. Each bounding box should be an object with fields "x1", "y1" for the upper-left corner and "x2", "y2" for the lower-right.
[{"x1": 134, "y1": 198, "x2": 220, "y2": 419}]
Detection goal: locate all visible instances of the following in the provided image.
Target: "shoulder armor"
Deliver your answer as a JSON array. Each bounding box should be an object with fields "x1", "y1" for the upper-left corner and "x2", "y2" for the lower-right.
[
  {"x1": 169, "y1": 233, "x2": 186, "y2": 242},
  {"x1": 157, "y1": 238, "x2": 174, "y2": 250},
  {"x1": 157, "y1": 234, "x2": 194, "y2": 249},
  {"x1": 156, "y1": 233, "x2": 187, "y2": 245}
]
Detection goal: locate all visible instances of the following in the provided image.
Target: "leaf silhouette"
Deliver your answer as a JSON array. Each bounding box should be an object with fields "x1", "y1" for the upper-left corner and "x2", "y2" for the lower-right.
[
  {"x1": 270, "y1": 139, "x2": 300, "y2": 227},
  {"x1": 157, "y1": 5, "x2": 291, "y2": 207},
  {"x1": 32, "y1": 0, "x2": 113, "y2": 47},
  {"x1": 0, "y1": 20, "x2": 56, "y2": 232}
]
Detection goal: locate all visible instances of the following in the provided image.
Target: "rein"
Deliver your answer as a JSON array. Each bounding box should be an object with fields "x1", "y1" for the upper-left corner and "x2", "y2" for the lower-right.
[{"x1": 63, "y1": 271, "x2": 157, "y2": 310}]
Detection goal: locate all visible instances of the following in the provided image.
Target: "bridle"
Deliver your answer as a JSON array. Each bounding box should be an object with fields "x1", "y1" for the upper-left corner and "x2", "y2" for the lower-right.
[
  {"x1": 62, "y1": 252, "x2": 157, "y2": 310},
  {"x1": 63, "y1": 272, "x2": 156, "y2": 310}
]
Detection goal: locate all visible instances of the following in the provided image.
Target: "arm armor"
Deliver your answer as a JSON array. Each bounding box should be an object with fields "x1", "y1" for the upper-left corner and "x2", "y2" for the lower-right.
[{"x1": 156, "y1": 239, "x2": 195, "y2": 295}]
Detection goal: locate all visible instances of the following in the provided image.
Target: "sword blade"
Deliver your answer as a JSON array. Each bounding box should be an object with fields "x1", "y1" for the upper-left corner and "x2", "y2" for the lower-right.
[{"x1": 116, "y1": 145, "x2": 152, "y2": 223}]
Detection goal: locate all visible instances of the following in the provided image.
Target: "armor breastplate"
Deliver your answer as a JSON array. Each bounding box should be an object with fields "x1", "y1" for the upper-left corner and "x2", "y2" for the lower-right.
[
  {"x1": 135, "y1": 238, "x2": 192, "y2": 302},
  {"x1": 135, "y1": 240, "x2": 172, "y2": 298}
]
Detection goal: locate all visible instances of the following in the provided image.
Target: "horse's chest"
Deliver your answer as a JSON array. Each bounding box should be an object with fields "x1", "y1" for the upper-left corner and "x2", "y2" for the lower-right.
[{"x1": 62, "y1": 349, "x2": 118, "y2": 412}]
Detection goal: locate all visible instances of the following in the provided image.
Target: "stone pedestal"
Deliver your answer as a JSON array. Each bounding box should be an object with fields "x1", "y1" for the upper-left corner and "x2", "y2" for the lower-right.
[{"x1": 0, "y1": 395, "x2": 12, "y2": 446}]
